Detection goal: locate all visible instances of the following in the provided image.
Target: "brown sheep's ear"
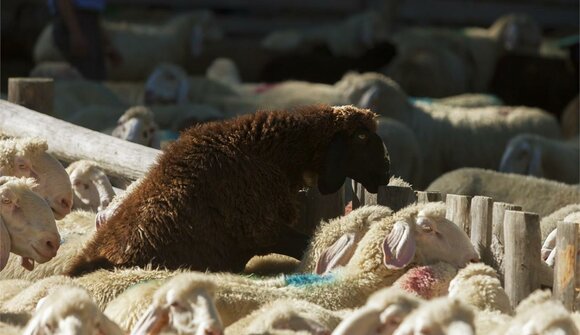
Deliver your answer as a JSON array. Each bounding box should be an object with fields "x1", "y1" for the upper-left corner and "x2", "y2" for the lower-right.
[{"x1": 318, "y1": 132, "x2": 348, "y2": 195}]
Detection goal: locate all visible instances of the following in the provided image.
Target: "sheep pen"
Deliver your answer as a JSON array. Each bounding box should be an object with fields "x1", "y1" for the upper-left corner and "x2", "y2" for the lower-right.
[{"x1": 65, "y1": 104, "x2": 391, "y2": 276}]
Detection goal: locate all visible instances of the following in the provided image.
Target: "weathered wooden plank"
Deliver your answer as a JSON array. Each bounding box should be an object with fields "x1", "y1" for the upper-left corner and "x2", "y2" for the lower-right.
[
  {"x1": 552, "y1": 221, "x2": 579, "y2": 311},
  {"x1": 445, "y1": 194, "x2": 471, "y2": 234},
  {"x1": 8, "y1": 78, "x2": 54, "y2": 116},
  {"x1": 0, "y1": 100, "x2": 161, "y2": 180},
  {"x1": 503, "y1": 210, "x2": 541, "y2": 308},
  {"x1": 470, "y1": 196, "x2": 493, "y2": 264}
]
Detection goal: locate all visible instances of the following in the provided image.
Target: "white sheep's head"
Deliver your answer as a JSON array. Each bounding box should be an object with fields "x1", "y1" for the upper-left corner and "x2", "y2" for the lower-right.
[
  {"x1": 409, "y1": 204, "x2": 480, "y2": 269},
  {"x1": 131, "y1": 273, "x2": 223, "y2": 335},
  {"x1": 499, "y1": 134, "x2": 543, "y2": 177},
  {"x1": 0, "y1": 176, "x2": 60, "y2": 272},
  {"x1": 393, "y1": 297, "x2": 475, "y2": 335},
  {"x1": 23, "y1": 286, "x2": 123, "y2": 335},
  {"x1": 144, "y1": 63, "x2": 189, "y2": 105},
  {"x1": 66, "y1": 160, "x2": 115, "y2": 212},
  {"x1": 112, "y1": 106, "x2": 160, "y2": 148},
  {"x1": 0, "y1": 137, "x2": 72, "y2": 219},
  {"x1": 244, "y1": 300, "x2": 331, "y2": 335},
  {"x1": 332, "y1": 286, "x2": 422, "y2": 335},
  {"x1": 320, "y1": 203, "x2": 479, "y2": 277}
]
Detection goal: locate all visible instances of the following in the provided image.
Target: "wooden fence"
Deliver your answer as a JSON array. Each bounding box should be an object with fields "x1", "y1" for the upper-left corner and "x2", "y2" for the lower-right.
[{"x1": 2, "y1": 78, "x2": 578, "y2": 310}]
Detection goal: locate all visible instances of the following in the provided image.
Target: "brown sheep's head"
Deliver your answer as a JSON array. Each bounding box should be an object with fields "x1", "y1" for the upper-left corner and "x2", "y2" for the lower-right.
[{"x1": 318, "y1": 127, "x2": 390, "y2": 194}]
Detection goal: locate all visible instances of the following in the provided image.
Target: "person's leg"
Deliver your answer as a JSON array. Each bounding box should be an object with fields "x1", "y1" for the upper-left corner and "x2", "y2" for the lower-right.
[{"x1": 51, "y1": 9, "x2": 106, "y2": 80}]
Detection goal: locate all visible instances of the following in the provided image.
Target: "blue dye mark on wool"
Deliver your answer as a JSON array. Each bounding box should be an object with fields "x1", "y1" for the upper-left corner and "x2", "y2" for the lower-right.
[
  {"x1": 409, "y1": 97, "x2": 433, "y2": 105},
  {"x1": 285, "y1": 274, "x2": 335, "y2": 287}
]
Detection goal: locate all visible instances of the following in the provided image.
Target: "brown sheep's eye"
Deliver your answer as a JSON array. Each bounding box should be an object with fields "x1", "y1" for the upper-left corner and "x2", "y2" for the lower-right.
[{"x1": 357, "y1": 133, "x2": 367, "y2": 141}]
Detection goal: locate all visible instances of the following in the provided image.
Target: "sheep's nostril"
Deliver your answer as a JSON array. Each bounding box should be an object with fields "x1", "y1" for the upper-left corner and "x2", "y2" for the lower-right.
[
  {"x1": 44, "y1": 236, "x2": 60, "y2": 256},
  {"x1": 60, "y1": 197, "x2": 72, "y2": 212}
]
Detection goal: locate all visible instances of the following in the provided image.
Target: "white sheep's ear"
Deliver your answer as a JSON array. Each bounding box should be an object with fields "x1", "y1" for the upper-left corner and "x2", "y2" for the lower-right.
[
  {"x1": 0, "y1": 218, "x2": 10, "y2": 271},
  {"x1": 131, "y1": 305, "x2": 169, "y2": 335},
  {"x1": 382, "y1": 221, "x2": 416, "y2": 270},
  {"x1": 315, "y1": 233, "x2": 356, "y2": 275},
  {"x1": 14, "y1": 156, "x2": 38, "y2": 180},
  {"x1": 541, "y1": 228, "x2": 558, "y2": 261},
  {"x1": 527, "y1": 146, "x2": 543, "y2": 177}
]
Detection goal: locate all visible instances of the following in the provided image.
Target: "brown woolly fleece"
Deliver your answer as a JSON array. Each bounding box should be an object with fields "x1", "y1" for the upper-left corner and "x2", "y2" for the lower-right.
[{"x1": 66, "y1": 104, "x2": 389, "y2": 276}]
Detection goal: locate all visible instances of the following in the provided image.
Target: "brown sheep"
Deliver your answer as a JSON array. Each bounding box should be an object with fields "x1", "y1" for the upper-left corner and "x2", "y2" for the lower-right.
[{"x1": 66, "y1": 105, "x2": 390, "y2": 276}]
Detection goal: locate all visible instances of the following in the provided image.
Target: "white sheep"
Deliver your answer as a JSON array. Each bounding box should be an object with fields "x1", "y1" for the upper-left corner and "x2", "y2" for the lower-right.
[
  {"x1": 0, "y1": 176, "x2": 61, "y2": 273},
  {"x1": 66, "y1": 160, "x2": 116, "y2": 212},
  {"x1": 376, "y1": 117, "x2": 423, "y2": 187},
  {"x1": 206, "y1": 57, "x2": 242, "y2": 87},
  {"x1": 226, "y1": 298, "x2": 342, "y2": 335},
  {"x1": 385, "y1": 14, "x2": 541, "y2": 97},
  {"x1": 543, "y1": 211, "x2": 580, "y2": 271},
  {"x1": 333, "y1": 262, "x2": 458, "y2": 335},
  {"x1": 492, "y1": 298, "x2": 579, "y2": 335},
  {"x1": 143, "y1": 63, "x2": 239, "y2": 109},
  {"x1": 411, "y1": 93, "x2": 503, "y2": 109},
  {"x1": 1, "y1": 275, "x2": 79, "y2": 313},
  {"x1": 0, "y1": 209, "x2": 94, "y2": 281},
  {"x1": 427, "y1": 168, "x2": 580, "y2": 217},
  {"x1": 540, "y1": 203, "x2": 580, "y2": 247},
  {"x1": 127, "y1": 273, "x2": 223, "y2": 335},
  {"x1": 447, "y1": 263, "x2": 512, "y2": 315},
  {"x1": 0, "y1": 279, "x2": 32, "y2": 306},
  {"x1": 261, "y1": 10, "x2": 391, "y2": 58},
  {"x1": 245, "y1": 203, "x2": 395, "y2": 277},
  {"x1": 108, "y1": 201, "x2": 479, "y2": 331},
  {"x1": 29, "y1": 61, "x2": 83, "y2": 80},
  {"x1": 561, "y1": 95, "x2": 579, "y2": 139},
  {"x1": 0, "y1": 137, "x2": 73, "y2": 219},
  {"x1": 52, "y1": 79, "x2": 127, "y2": 125},
  {"x1": 339, "y1": 72, "x2": 561, "y2": 188},
  {"x1": 34, "y1": 10, "x2": 223, "y2": 81},
  {"x1": 392, "y1": 296, "x2": 476, "y2": 335},
  {"x1": 298, "y1": 204, "x2": 394, "y2": 274},
  {"x1": 499, "y1": 133, "x2": 579, "y2": 184},
  {"x1": 111, "y1": 106, "x2": 161, "y2": 148},
  {"x1": 22, "y1": 286, "x2": 124, "y2": 335}
]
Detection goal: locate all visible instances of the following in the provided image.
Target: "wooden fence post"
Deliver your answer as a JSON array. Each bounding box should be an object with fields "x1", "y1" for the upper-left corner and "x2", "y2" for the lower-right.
[
  {"x1": 445, "y1": 194, "x2": 471, "y2": 234},
  {"x1": 376, "y1": 185, "x2": 417, "y2": 212},
  {"x1": 470, "y1": 196, "x2": 493, "y2": 264},
  {"x1": 503, "y1": 210, "x2": 541, "y2": 308},
  {"x1": 490, "y1": 202, "x2": 522, "y2": 279},
  {"x1": 416, "y1": 191, "x2": 442, "y2": 203},
  {"x1": 298, "y1": 186, "x2": 345, "y2": 236},
  {"x1": 8, "y1": 78, "x2": 54, "y2": 116},
  {"x1": 552, "y1": 221, "x2": 579, "y2": 311}
]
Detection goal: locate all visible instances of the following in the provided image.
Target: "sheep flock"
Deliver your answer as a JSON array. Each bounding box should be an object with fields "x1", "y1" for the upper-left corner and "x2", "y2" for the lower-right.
[{"x1": 0, "y1": 3, "x2": 579, "y2": 335}]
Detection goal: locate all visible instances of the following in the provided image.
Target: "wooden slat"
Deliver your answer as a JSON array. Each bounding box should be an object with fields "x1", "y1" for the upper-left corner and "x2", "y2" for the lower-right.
[
  {"x1": 552, "y1": 221, "x2": 579, "y2": 311},
  {"x1": 0, "y1": 100, "x2": 160, "y2": 180}
]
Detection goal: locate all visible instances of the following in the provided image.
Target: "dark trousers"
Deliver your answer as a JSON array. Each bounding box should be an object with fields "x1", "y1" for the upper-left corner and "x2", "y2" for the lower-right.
[{"x1": 52, "y1": 9, "x2": 106, "y2": 81}]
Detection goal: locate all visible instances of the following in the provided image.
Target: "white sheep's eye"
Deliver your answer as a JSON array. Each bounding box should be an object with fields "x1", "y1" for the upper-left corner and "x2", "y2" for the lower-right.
[
  {"x1": 83, "y1": 183, "x2": 89, "y2": 190},
  {"x1": 421, "y1": 225, "x2": 433, "y2": 233},
  {"x1": 18, "y1": 164, "x2": 27, "y2": 170},
  {"x1": 170, "y1": 301, "x2": 185, "y2": 311},
  {"x1": 1, "y1": 198, "x2": 10, "y2": 205}
]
